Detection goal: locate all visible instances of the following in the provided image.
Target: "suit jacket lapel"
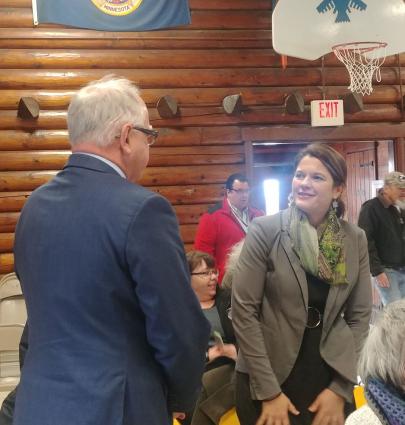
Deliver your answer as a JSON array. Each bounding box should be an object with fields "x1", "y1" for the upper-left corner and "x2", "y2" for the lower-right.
[{"x1": 279, "y1": 210, "x2": 308, "y2": 308}]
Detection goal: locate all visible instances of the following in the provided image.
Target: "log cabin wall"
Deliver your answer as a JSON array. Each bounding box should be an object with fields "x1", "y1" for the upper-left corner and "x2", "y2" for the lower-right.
[{"x1": 0, "y1": 0, "x2": 404, "y2": 275}]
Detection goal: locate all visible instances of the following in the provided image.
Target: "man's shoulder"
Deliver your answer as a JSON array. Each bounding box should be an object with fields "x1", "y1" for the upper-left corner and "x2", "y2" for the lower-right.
[
  {"x1": 360, "y1": 196, "x2": 381, "y2": 213},
  {"x1": 207, "y1": 201, "x2": 224, "y2": 215}
]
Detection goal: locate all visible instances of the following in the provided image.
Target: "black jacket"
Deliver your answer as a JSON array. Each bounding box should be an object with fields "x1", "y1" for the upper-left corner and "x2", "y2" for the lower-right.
[
  {"x1": 205, "y1": 288, "x2": 236, "y2": 372},
  {"x1": 358, "y1": 194, "x2": 405, "y2": 276}
]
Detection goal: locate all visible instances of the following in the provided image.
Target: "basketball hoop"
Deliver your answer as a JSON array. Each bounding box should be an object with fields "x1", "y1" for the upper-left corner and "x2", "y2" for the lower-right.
[{"x1": 332, "y1": 42, "x2": 387, "y2": 96}]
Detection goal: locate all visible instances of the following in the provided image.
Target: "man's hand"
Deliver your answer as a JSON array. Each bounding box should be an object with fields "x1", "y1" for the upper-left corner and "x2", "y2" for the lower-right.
[
  {"x1": 308, "y1": 388, "x2": 344, "y2": 425},
  {"x1": 256, "y1": 393, "x2": 299, "y2": 425},
  {"x1": 207, "y1": 343, "x2": 237, "y2": 361},
  {"x1": 375, "y1": 272, "x2": 390, "y2": 288},
  {"x1": 173, "y1": 412, "x2": 186, "y2": 420}
]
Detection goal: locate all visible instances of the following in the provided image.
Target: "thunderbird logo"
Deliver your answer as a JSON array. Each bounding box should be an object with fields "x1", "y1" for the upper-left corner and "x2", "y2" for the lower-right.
[
  {"x1": 316, "y1": 0, "x2": 367, "y2": 23},
  {"x1": 91, "y1": 0, "x2": 143, "y2": 16}
]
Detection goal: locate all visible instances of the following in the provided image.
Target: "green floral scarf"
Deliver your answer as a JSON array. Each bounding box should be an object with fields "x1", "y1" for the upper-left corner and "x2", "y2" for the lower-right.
[{"x1": 289, "y1": 205, "x2": 347, "y2": 285}]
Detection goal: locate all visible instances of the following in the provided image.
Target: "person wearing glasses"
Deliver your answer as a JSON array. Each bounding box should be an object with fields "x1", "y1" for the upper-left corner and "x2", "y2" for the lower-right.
[
  {"x1": 232, "y1": 144, "x2": 372, "y2": 425},
  {"x1": 12, "y1": 76, "x2": 210, "y2": 425},
  {"x1": 185, "y1": 250, "x2": 237, "y2": 425},
  {"x1": 358, "y1": 171, "x2": 405, "y2": 306},
  {"x1": 194, "y1": 173, "x2": 263, "y2": 283}
]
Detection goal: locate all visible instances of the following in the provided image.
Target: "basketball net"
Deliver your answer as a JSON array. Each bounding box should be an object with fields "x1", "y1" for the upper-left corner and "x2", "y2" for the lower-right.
[{"x1": 333, "y1": 42, "x2": 387, "y2": 96}]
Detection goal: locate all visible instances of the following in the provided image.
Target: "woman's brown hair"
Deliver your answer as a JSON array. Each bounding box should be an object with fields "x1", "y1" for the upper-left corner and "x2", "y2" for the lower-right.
[{"x1": 186, "y1": 250, "x2": 216, "y2": 274}]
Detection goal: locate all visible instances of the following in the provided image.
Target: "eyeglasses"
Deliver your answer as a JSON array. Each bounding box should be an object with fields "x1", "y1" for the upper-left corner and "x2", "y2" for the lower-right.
[
  {"x1": 229, "y1": 189, "x2": 250, "y2": 195},
  {"x1": 191, "y1": 269, "x2": 219, "y2": 278},
  {"x1": 132, "y1": 125, "x2": 159, "y2": 146}
]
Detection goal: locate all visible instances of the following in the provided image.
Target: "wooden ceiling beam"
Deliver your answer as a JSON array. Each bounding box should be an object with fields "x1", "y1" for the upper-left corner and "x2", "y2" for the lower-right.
[{"x1": 242, "y1": 123, "x2": 405, "y2": 142}]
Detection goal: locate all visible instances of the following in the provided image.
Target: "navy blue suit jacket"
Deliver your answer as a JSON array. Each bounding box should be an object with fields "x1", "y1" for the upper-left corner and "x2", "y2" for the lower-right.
[{"x1": 13, "y1": 154, "x2": 210, "y2": 425}]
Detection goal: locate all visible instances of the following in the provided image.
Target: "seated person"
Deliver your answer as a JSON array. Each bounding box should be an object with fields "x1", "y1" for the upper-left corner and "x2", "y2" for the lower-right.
[
  {"x1": 185, "y1": 251, "x2": 237, "y2": 425},
  {"x1": 345, "y1": 299, "x2": 405, "y2": 425},
  {"x1": 0, "y1": 324, "x2": 28, "y2": 425}
]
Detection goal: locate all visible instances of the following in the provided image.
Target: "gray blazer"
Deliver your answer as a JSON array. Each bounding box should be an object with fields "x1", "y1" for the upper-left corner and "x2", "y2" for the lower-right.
[{"x1": 231, "y1": 209, "x2": 372, "y2": 402}]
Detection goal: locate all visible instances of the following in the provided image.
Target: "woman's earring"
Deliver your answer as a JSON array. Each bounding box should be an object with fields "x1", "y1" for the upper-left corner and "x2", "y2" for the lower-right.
[{"x1": 332, "y1": 199, "x2": 339, "y2": 210}]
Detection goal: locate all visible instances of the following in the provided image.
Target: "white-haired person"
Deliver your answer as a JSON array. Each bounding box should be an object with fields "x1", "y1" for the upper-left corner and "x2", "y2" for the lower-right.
[
  {"x1": 13, "y1": 75, "x2": 210, "y2": 425},
  {"x1": 345, "y1": 299, "x2": 405, "y2": 425},
  {"x1": 221, "y1": 239, "x2": 245, "y2": 290}
]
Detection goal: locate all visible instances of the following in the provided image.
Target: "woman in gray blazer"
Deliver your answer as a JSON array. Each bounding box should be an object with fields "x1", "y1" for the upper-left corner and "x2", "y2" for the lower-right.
[{"x1": 232, "y1": 144, "x2": 372, "y2": 425}]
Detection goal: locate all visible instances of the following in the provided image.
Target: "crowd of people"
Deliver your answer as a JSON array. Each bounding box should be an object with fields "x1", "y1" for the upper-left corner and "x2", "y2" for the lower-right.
[{"x1": 1, "y1": 76, "x2": 404, "y2": 425}]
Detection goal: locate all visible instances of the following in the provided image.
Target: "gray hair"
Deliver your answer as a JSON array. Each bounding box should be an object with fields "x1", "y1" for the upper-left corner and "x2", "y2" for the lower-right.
[
  {"x1": 67, "y1": 75, "x2": 145, "y2": 147},
  {"x1": 221, "y1": 239, "x2": 244, "y2": 290},
  {"x1": 358, "y1": 299, "x2": 405, "y2": 392}
]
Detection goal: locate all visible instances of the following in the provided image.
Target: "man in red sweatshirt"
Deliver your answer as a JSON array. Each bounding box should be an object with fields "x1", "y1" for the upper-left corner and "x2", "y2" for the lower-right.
[{"x1": 194, "y1": 173, "x2": 264, "y2": 283}]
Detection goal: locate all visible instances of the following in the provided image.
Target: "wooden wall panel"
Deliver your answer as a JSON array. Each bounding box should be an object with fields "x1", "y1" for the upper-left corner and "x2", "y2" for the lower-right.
[{"x1": 0, "y1": 0, "x2": 403, "y2": 274}]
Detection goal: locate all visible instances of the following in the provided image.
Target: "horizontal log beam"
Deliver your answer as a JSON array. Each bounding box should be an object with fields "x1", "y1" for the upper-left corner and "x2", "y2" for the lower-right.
[
  {"x1": 0, "y1": 9, "x2": 271, "y2": 30},
  {"x1": 242, "y1": 123, "x2": 405, "y2": 142},
  {"x1": 0, "y1": 233, "x2": 13, "y2": 253},
  {"x1": 0, "y1": 68, "x2": 403, "y2": 90},
  {"x1": 0, "y1": 49, "x2": 284, "y2": 69},
  {"x1": 1, "y1": 49, "x2": 405, "y2": 70},
  {"x1": 0, "y1": 204, "x2": 208, "y2": 233},
  {"x1": 140, "y1": 164, "x2": 243, "y2": 186},
  {"x1": 173, "y1": 204, "x2": 210, "y2": 225},
  {"x1": 152, "y1": 105, "x2": 404, "y2": 127},
  {"x1": 0, "y1": 192, "x2": 30, "y2": 211},
  {"x1": 0, "y1": 104, "x2": 402, "y2": 131},
  {"x1": 0, "y1": 252, "x2": 13, "y2": 274},
  {"x1": 179, "y1": 224, "x2": 198, "y2": 244},
  {"x1": 150, "y1": 184, "x2": 224, "y2": 205},
  {"x1": 0, "y1": 28, "x2": 271, "y2": 41},
  {"x1": 0, "y1": 127, "x2": 242, "y2": 150},
  {"x1": 0, "y1": 148, "x2": 244, "y2": 171},
  {"x1": 0, "y1": 164, "x2": 243, "y2": 191},
  {"x1": 0, "y1": 130, "x2": 69, "y2": 150},
  {"x1": 0, "y1": 28, "x2": 271, "y2": 50},
  {"x1": 0, "y1": 212, "x2": 20, "y2": 232},
  {"x1": 184, "y1": 243, "x2": 194, "y2": 253},
  {"x1": 0, "y1": 86, "x2": 402, "y2": 111}
]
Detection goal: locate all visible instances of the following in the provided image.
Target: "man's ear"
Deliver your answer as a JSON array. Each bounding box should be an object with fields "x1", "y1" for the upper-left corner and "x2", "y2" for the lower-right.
[{"x1": 118, "y1": 124, "x2": 132, "y2": 154}]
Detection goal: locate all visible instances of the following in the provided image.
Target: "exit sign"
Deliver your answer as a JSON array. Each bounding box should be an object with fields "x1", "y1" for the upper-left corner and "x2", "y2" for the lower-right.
[{"x1": 311, "y1": 100, "x2": 344, "y2": 127}]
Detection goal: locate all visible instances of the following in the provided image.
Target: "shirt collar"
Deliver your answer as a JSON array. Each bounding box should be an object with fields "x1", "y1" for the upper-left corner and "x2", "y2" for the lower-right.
[{"x1": 73, "y1": 152, "x2": 126, "y2": 179}]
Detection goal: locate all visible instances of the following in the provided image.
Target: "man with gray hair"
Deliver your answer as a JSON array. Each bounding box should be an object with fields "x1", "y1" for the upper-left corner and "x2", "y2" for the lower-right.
[
  {"x1": 358, "y1": 171, "x2": 405, "y2": 305},
  {"x1": 13, "y1": 76, "x2": 210, "y2": 425}
]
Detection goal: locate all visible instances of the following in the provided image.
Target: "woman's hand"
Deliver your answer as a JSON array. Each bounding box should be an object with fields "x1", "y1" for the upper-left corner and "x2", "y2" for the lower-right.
[
  {"x1": 375, "y1": 272, "x2": 390, "y2": 288},
  {"x1": 256, "y1": 393, "x2": 299, "y2": 425},
  {"x1": 308, "y1": 388, "x2": 345, "y2": 425},
  {"x1": 207, "y1": 343, "x2": 237, "y2": 361}
]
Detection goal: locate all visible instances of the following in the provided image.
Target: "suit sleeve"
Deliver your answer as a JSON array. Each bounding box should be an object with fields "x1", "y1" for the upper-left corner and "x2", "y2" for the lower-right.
[
  {"x1": 358, "y1": 203, "x2": 383, "y2": 276},
  {"x1": 194, "y1": 213, "x2": 216, "y2": 256},
  {"x1": 329, "y1": 229, "x2": 372, "y2": 401},
  {"x1": 125, "y1": 194, "x2": 211, "y2": 412},
  {"x1": 231, "y1": 218, "x2": 281, "y2": 400}
]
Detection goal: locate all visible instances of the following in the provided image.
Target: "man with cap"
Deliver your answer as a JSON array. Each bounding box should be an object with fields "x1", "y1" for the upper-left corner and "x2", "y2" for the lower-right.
[{"x1": 358, "y1": 171, "x2": 405, "y2": 305}]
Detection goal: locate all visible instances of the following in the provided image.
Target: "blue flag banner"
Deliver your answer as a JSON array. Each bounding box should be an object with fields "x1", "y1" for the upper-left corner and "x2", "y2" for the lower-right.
[{"x1": 33, "y1": 0, "x2": 191, "y2": 31}]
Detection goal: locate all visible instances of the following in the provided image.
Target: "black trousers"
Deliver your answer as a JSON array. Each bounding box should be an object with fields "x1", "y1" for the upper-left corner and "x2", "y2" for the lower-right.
[
  {"x1": 235, "y1": 372, "x2": 354, "y2": 425},
  {"x1": 235, "y1": 372, "x2": 306, "y2": 425}
]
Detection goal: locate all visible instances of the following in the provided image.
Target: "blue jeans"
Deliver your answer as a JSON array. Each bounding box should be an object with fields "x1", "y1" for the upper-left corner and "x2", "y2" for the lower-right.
[{"x1": 376, "y1": 268, "x2": 405, "y2": 305}]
